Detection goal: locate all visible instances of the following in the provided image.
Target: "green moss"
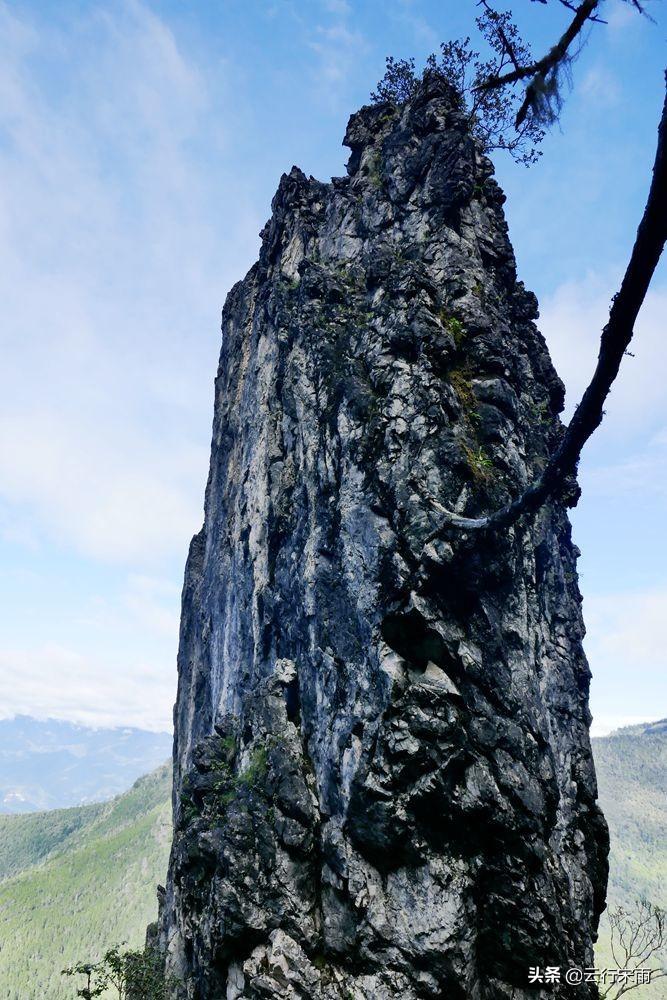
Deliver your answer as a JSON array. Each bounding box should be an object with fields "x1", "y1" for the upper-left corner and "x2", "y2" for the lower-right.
[
  {"x1": 377, "y1": 107, "x2": 399, "y2": 127},
  {"x1": 203, "y1": 743, "x2": 271, "y2": 816},
  {"x1": 447, "y1": 369, "x2": 497, "y2": 483},
  {"x1": 210, "y1": 735, "x2": 236, "y2": 772},
  {"x1": 533, "y1": 398, "x2": 552, "y2": 426},
  {"x1": 462, "y1": 443, "x2": 493, "y2": 482},
  {"x1": 239, "y1": 746, "x2": 269, "y2": 788},
  {"x1": 0, "y1": 766, "x2": 171, "y2": 999},
  {"x1": 366, "y1": 149, "x2": 384, "y2": 190},
  {"x1": 333, "y1": 262, "x2": 365, "y2": 291},
  {"x1": 449, "y1": 368, "x2": 475, "y2": 413},
  {"x1": 448, "y1": 317, "x2": 466, "y2": 346},
  {"x1": 180, "y1": 796, "x2": 198, "y2": 826}
]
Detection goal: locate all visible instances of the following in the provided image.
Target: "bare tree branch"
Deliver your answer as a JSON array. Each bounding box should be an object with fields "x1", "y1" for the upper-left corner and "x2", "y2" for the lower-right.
[
  {"x1": 600, "y1": 901, "x2": 667, "y2": 999},
  {"x1": 610, "y1": 971, "x2": 667, "y2": 999},
  {"x1": 476, "y1": 0, "x2": 599, "y2": 92},
  {"x1": 530, "y1": 0, "x2": 607, "y2": 24},
  {"x1": 427, "y1": 76, "x2": 667, "y2": 536}
]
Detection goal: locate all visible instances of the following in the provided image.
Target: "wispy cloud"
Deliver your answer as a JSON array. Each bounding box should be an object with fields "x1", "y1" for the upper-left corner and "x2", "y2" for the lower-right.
[
  {"x1": 0, "y1": 566, "x2": 180, "y2": 730},
  {"x1": 582, "y1": 426, "x2": 667, "y2": 499},
  {"x1": 590, "y1": 714, "x2": 662, "y2": 738},
  {"x1": 308, "y1": 22, "x2": 368, "y2": 86},
  {"x1": 0, "y1": 0, "x2": 259, "y2": 566},
  {"x1": 606, "y1": 0, "x2": 645, "y2": 32},
  {"x1": 123, "y1": 574, "x2": 181, "y2": 640},
  {"x1": 0, "y1": 410, "x2": 207, "y2": 563},
  {"x1": 579, "y1": 64, "x2": 621, "y2": 107},
  {"x1": 0, "y1": 0, "x2": 262, "y2": 728},
  {"x1": 321, "y1": 0, "x2": 352, "y2": 15},
  {"x1": 586, "y1": 589, "x2": 667, "y2": 670},
  {"x1": 393, "y1": 0, "x2": 439, "y2": 48},
  {"x1": 584, "y1": 588, "x2": 667, "y2": 719},
  {"x1": 0, "y1": 642, "x2": 174, "y2": 730},
  {"x1": 539, "y1": 276, "x2": 667, "y2": 435}
]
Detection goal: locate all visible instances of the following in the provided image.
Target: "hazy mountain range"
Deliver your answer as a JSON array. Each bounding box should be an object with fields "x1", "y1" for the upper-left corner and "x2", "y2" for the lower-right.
[
  {"x1": 0, "y1": 764, "x2": 171, "y2": 1000},
  {"x1": 0, "y1": 715, "x2": 171, "y2": 813}
]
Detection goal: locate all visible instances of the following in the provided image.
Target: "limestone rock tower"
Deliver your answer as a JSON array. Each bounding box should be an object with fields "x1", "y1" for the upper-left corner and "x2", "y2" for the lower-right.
[{"x1": 158, "y1": 76, "x2": 608, "y2": 1000}]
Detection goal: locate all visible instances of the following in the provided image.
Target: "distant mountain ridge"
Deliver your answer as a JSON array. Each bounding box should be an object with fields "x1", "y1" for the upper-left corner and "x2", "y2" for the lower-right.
[
  {"x1": 593, "y1": 717, "x2": 666, "y2": 910},
  {"x1": 593, "y1": 718, "x2": 667, "y2": 1000},
  {"x1": 0, "y1": 764, "x2": 171, "y2": 999},
  {"x1": 0, "y1": 715, "x2": 171, "y2": 812},
  {"x1": 0, "y1": 719, "x2": 662, "y2": 999}
]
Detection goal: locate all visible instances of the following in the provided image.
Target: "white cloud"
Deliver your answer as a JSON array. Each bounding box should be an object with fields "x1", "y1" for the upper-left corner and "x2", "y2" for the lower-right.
[
  {"x1": 540, "y1": 276, "x2": 667, "y2": 729},
  {"x1": 586, "y1": 589, "x2": 667, "y2": 670},
  {"x1": 584, "y1": 588, "x2": 667, "y2": 719},
  {"x1": 321, "y1": 0, "x2": 352, "y2": 14},
  {"x1": 393, "y1": 0, "x2": 439, "y2": 48},
  {"x1": 606, "y1": 0, "x2": 643, "y2": 32},
  {"x1": 579, "y1": 65, "x2": 621, "y2": 106},
  {"x1": 309, "y1": 22, "x2": 368, "y2": 86},
  {"x1": 73, "y1": 573, "x2": 181, "y2": 644},
  {"x1": 0, "y1": 0, "x2": 259, "y2": 567},
  {"x1": 123, "y1": 574, "x2": 181, "y2": 640},
  {"x1": 590, "y1": 714, "x2": 662, "y2": 738},
  {"x1": 539, "y1": 277, "x2": 667, "y2": 434},
  {"x1": 0, "y1": 409, "x2": 206, "y2": 563},
  {"x1": 582, "y1": 425, "x2": 667, "y2": 499},
  {"x1": 0, "y1": 642, "x2": 174, "y2": 731},
  {"x1": 0, "y1": 0, "x2": 262, "y2": 728},
  {"x1": 0, "y1": 569, "x2": 182, "y2": 730}
]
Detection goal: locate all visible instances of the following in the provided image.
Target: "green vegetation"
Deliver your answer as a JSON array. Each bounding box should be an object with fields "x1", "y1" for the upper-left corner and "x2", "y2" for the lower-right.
[
  {"x1": 440, "y1": 313, "x2": 466, "y2": 348},
  {"x1": 595, "y1": 724, "x2": 666, "y2": 908},
  {"x1": 239, "y1": 745, "x2": 269, "y2": 788},
  {"x1": 1, "y1": 723, "x2": 665, "y2": 998},
  {"x1": 0, "y1": 764, "x2": 171, "y2": 1000},
  {"x1": 63, "y1": 944, "x2": 171, "y2": 999},
  {"x1": 462, "y1": 442, "x2": 493, "y2": 482},
  {"x1": 370, "y1": 12, "x2": 545, "y2": 167},
  {"x1": 365, "y1": 149, "x2": 384, "y2": 190},
  {"x1": 447, "y1": 368, "x2": 495, "y2": 482},
  {"x1": 448, "y1": 367, "x2": 476, "y2": 414},
  {"x1": 180, "y1": 739, "x2": 272, "y2": 827},
  {"x1": 593, "y1": 721, "x2": 667, "y2": 999},
  {"x1": 0, "y1": 799, "x2": 104, "y2": 878}
]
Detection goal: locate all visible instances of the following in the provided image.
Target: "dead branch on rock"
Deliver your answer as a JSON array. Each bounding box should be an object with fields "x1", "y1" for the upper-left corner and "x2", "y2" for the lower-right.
[{"x1": 428, "y1": 76, "x2": 667, "y2": 534}]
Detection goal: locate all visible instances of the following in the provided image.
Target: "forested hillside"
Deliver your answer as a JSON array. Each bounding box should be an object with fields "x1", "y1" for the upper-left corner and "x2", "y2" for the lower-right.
[
  {"x1": 0, "y1": 765, "x2": 171, "y2": 999},
  {"x1": 0, "y1": 725, "x2": 663, "y2": 999},
  {"x1": 594, "y1": 720, "x2": 667, "y2": 999},
  {"x1": 0, "y1": 716, "x2": 171, "y2": 813}
]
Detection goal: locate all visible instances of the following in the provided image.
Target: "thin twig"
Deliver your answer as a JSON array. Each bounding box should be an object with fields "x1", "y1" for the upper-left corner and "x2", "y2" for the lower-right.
[{"x1": 478, "y1": 0, "x2": 523, "y2": 73}]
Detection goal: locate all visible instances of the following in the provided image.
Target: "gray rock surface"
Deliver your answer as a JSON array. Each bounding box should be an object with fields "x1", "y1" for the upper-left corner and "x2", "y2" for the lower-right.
[{"x1": 158, "y1": 75, "x2": 608, "y2": 999}]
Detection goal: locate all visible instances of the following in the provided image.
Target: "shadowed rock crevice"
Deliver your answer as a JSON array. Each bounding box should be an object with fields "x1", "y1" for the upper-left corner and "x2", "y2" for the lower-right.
[{"x1": 157, "y1": 74, "x2": 608, "y2": 1000}]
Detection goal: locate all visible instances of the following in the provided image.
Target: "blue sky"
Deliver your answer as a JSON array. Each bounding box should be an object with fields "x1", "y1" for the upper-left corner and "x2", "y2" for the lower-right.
[{"x1": 0, "y1": 0, "x2": 664, "y2": 734}]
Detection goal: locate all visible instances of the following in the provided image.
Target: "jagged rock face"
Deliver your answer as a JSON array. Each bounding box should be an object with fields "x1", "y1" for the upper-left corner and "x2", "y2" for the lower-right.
[{"x1": 159, "y1": 76, "x2": 608, "y2": 1000}]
